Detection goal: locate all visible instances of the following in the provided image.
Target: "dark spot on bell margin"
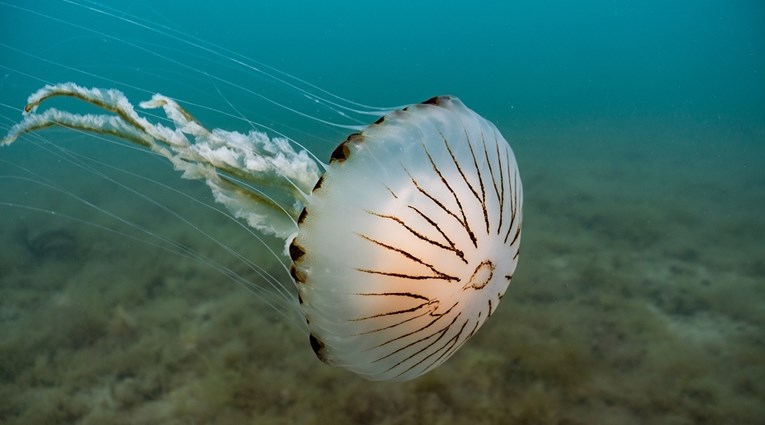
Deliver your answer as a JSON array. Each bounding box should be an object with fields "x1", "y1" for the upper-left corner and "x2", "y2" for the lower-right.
[
  {"x1": 422, "y1": 96, "x2": 441, "y2": 105},
  {"x1": 298, "y1": 293, "x2": 304, "y2": 304},
  {"x1": 312, "y1": 175, "x2": 325, "y2": 191},
  {"x1": 423, "y1": 95, "x2": 451, "y2": 106},
  {"x1": 289, "y1": 239, "x2": 305, "y2": 261},
  {"x1": 330, "y1": 142, "x2": 349, "y2": 163},
  {"x1": 290, "y1": 264, "x2": 306, "y2": 284},
  {"x1": 309, "y1": 333, "x2": 329, "y2": 363},
  {"x1": 329, "y1": 132, "x2": 364, "y2": 164},
  {"x1": 374, "y1": 115, "x2": 385, "y2": 125},
  {"x1": 298, "y1": 208, "x2": 308, "y2": 225}
]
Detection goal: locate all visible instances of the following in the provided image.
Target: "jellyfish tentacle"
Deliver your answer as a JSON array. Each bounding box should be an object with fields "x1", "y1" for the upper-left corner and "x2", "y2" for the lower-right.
[
  {"x1": 2, "y1": 127, "x2": 305, "y2": 327},
  {"x1": 66, "y1": 0, "x2": 402, "y2": 116},
  {"x1": 3, "y1": 108, "x2": 155, "y2": 150},
  {"x1": 3, "y1": 83, "x2": 322, "y2": 240}
]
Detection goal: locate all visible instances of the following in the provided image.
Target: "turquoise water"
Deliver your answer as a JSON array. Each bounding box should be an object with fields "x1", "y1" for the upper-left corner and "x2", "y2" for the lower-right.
[{"x1": 1, "y1": 1, "x2": 763, "y2": 424}]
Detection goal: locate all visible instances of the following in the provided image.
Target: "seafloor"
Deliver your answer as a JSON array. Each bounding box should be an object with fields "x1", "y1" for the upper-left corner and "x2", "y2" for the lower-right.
[{"x1": 0, "y1": 114, "x2": 763, "y2": 424}]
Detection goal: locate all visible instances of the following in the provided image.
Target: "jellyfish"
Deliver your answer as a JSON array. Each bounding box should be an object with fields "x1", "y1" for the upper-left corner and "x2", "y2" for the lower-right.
[{"x1": 2, "y1": 82, "x2": 522, "y2": 381}]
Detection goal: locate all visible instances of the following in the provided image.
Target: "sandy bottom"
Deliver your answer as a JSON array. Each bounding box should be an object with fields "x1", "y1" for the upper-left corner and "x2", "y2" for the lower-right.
[{"x1": 0, "y1": 116, "x2": 763, "y2": 424}]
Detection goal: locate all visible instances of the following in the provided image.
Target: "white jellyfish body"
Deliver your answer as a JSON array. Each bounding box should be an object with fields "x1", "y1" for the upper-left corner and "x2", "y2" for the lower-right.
[
  {"x1": 2, "y1": 85, "x2": 522, "y2": 381},
  {"x1": 292, "y1": 96, "x2": 522, "y2": 380}
]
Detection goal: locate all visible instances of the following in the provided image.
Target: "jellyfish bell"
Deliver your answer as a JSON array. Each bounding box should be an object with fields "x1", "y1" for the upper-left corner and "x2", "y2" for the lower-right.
[
  {"x1": 293, "y1": 96, "x2": 522, "y2": 380},
  {"x1": 2, "y1": 83, "x2": 522, "y2": 381}
]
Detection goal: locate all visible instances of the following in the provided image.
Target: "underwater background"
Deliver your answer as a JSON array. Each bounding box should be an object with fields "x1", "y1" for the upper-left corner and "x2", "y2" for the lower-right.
[{"x1": 0, "y1": 0, "x2": 763, "y2": 424}]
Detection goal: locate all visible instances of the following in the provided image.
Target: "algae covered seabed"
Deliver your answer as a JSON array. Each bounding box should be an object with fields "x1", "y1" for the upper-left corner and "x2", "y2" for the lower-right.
[{"x1": 0, "y1": 112, "x2": 762, "y2": 424}]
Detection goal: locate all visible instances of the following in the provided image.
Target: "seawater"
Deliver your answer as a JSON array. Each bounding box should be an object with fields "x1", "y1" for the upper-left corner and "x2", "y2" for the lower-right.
[{"x1": 0, "y1": 1, "x2": 763, "y2": 424}]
